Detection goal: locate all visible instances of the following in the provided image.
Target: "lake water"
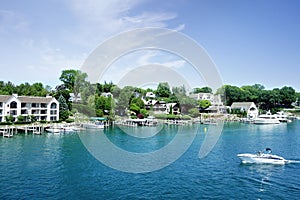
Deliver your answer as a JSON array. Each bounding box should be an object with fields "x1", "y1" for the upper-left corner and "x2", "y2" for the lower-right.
[{"x1": 1, "y1": 121, "x2": 300, "y2": 199}]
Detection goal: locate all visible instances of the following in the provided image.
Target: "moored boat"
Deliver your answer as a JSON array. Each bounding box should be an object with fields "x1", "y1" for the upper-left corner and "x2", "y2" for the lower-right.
[
  {"x1": 83, "y1": 122, "x2": 105, "y2": 129},
  {"x1": 274, "y1": 111, "x2": 291, "y2": 123},
  {"x1": 45, "y1": 126, "x2": 76, "y2": 134},
  {"x1": 253, "y1": 111, "x2": 280, "y2": 124}
]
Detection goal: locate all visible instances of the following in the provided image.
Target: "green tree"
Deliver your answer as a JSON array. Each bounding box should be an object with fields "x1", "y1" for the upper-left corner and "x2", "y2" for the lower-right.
[
  {"x1": 17, "y1": 115, "x2": 26, "y2": 122},
  {"x1": 172, "y1": 85, "x2": 186, "y2": 95},
  {"x1": 177, "y1": 94, "x2": 197, "y2": 114},
  {"x1": 199, "y1": 100, "x2": 211, "y2": 110},
  {"x1": 188, "y1": 108, "x2": 199, "y2": 118},
  {"x1": 111, "y1": 85, "x2": 121, "y2": 98},
  {"x1": 116, "y1": 86, "x2": 135, "y2": 116},
  {"x1": 279, "y1": 86, "x2": 296, "y2": 107},
  {"x1": 59, "y1": 69, "x2": 78, "y2": 91},
  {"x1": 140, "y1": 109, "x2": 148, "y2": 117},
  {"x1": 73, "y1": 71, "x2": 88, "y2": 100},
  {"x1": 223, "y1": 85, "x2": 243, "y2": 106},
  {"x1": 5, "y1": 115, "x2": 14, "y2": 123},
  {"x1": 58, "y1": 95, "x2": 70, "y2": 121},
  {"x1": 156, "y1": 82, "x2": 171, "y2": 98},
  {"x1": 192, "y1": 86, "x2": 212, "y2": 94},
  {"x1": 130, "y1": 103, "x2": 140, "y2": 115},
  {"x1": 130, "y1": 97, "x2": 145, "y2": 109}
]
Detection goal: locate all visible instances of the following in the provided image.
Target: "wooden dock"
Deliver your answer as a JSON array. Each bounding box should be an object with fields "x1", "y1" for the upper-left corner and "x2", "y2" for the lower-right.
[
  {"x1": 0, "y1": 126, "x2": 17, "y2": 138},
  {"x1": 0, "y1": 124, "x2": 47, "y2": 138}
]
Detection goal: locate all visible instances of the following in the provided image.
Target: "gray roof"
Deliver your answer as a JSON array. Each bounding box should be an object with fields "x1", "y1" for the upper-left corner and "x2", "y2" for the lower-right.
[
  {"x1": 231, "y1": 102, "x2": 256, "y2": 110},
  {"x1": 18, "y1": 96, "x2": 55, "y2": 103},
  {"x1": 0, "y1": 95, "x2": 13, "y2": 102},
  {"x1": 0, "y1": 95, "x2": 56, "y2": 103}
]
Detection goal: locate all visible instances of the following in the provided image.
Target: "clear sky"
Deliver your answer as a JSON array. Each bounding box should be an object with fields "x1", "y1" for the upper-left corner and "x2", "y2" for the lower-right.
[{"x1": 0, "y1": 0, "x2": 299, "y2": 91}]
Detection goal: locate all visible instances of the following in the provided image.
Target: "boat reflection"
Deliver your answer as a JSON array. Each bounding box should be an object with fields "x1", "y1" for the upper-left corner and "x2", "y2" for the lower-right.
[{"x1": 242, "y1": 164, "x2": 284, "y2": 193}]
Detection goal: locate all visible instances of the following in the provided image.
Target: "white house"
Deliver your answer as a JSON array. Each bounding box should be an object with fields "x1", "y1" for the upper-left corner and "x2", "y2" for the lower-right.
[
  {"x1": 230, "y1": 102, "x2": 258, "y2": 119},
  {"x1": 69, "y1": 93, "x2": 82, "y2": 103},
  {"x1": 142, "y1": 99, "x2": 180, "y2": 115},
  {"x1": 190, "y1": 93, "x2": 223, "y2": 106},
  {"x1": 101, "y1": 92, "x2": 113, "y2": 98},
  {"x1": 145, "y1": 92, "x2": 156, "y2": 98},
  {"x1": 0, "y1": 94, "x2": 59, "y2": 122},
  {"x1": 190, "y1": 93, "x2": 226, "y2": 113}
]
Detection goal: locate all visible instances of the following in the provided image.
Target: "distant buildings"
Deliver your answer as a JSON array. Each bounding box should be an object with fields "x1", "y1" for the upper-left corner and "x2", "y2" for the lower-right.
[
  {"x1": 69, "y1": 93, "x2": 82, "y2": 103},
  {"x1": 101, "y1": 92, "x2": 113, "y2": 98},
  {"x1": 230, "y1": 102, "x2": 259, "y2": 119},
  {"x1": 143, "y1": 99, "x2": 180, "y2": 115},
  {"x1": 190, "y1": 92, "x2": 226, "y2": 113},
  {"x1": 145, "y1": 92, "x2": 156, "y2": 98},
  {"x1": 0, "y1": 94, "x2": 59, "y2": 122}
]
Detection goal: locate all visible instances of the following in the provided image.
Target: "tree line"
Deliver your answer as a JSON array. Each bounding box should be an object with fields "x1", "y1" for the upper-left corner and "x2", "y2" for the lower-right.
[
  {"x1": 219, "y1": 84, "x2": 300, "y2": 111},
  {"x1": 1, "y1": 70, "x2": 299, "y2": 121}
]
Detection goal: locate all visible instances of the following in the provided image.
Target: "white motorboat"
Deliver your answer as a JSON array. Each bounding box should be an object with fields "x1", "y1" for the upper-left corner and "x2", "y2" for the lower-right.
[
  {"x1": 45, "y1": 126, "x2": 75, "y2": 134},
  {"x1": 274, "y1": 111, "x2": 291, "y2": 123},
  {"x1": 82, "y1": 122, "x2": 105, "y2": 129},
  {"x1": 60, "y1": 126, "x2": 75, "y2": 133},
  {"x1": 253, "y1": 111, "x2": 280, "y2": 124},
  {"x1": 237, "y1": 148, "x2": 288, "y2": 165},
  {"x1": 45, "y1": 128, "x2": 61, "y2": 133}
]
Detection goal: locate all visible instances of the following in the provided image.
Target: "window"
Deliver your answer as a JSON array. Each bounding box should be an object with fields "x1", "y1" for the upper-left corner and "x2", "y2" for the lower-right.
[
  {"x1": 21, "y1": 110, "x2": 28, "y2": 114},
  {"x1": 50, "y1": 102, "x2": 57, "y2": 109},
  {"x1": 10, "y1": 110, "x2": 17, "y2": 116},
  {"x1": 50, "y1": 110, "x2": 57, "y2": 115}
]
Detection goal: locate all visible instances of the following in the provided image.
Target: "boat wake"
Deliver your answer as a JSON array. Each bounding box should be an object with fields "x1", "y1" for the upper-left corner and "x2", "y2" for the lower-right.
[{"x1": 286, "y1": 160, "x2": 300, "y2": 164}]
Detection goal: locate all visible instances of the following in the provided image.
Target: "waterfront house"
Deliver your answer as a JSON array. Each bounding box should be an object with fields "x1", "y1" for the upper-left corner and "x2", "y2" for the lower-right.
[
  {"x1": 143, "y1": 99, "x2": 180, "y2": 115},
  {"x1": 167, "y1": 103, "x2": 180, "y2": 115},
  {"x1": 0, "y1": 94, "x2": 59, "y2": 122},
  {"x1": 190, "y1": 93, "x2": 225, "y2": 113},
  {"x1": 230, "y1": 102, "x2": 258, "y2": 119}
]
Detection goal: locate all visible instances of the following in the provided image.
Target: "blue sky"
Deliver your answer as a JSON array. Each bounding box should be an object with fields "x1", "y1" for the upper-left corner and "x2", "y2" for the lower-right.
[{"x1": 0, "y1": 0, "x2": 299, "y2": 91}]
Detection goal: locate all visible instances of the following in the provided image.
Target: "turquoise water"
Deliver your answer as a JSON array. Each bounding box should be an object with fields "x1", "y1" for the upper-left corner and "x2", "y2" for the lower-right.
[{"x1": 1, "y1": 121, "x2": 300, "y2": 199}]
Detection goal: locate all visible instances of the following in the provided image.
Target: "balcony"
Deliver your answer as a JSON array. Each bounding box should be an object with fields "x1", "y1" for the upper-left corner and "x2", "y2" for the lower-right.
[
  {"x1": 31, "y1": 103, "x2": 40, "y2": 108},
  {"x1": 10, "y1": 111, "x2": 17, "y2": 116},
  {"x1": 21, "y1": 110, "x2": 28, "y2": 115}
]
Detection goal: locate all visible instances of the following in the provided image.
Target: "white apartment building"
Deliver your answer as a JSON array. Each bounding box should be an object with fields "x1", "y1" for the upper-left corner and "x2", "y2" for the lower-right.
[{"x1": 0, "y1": 94, "x2": 59, "y2": 122}]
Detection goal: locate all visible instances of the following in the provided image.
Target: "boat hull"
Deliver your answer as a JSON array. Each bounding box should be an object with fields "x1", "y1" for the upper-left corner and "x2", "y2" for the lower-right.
[
  {"x1": 253, "y1": 119, "x2": 280, "y2": 124},
  {"x1": 237, "y1": 153, "x2": 287, "y2": 165},
  {"x1": 83, "y1": 123, "x2": 104, "y2": 129}
]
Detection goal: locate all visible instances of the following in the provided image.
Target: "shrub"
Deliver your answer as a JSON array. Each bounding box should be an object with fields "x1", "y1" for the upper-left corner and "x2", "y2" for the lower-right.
[
  {"x1": 14, "y1": 121, "x2": 31, "y2": 125},
  {"x1": 66, "y1": 118, "x2": 75, "y2": 123},
  {"x1": 0, "y1": 122, "x2": 13, "y2": 125}
]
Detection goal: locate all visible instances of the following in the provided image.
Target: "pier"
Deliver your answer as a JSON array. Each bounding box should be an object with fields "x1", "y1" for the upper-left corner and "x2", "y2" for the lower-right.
[
  {"x1": 0, "y1": 126, "x2": 17, "y2": 138},
  {"x1": 0, "y1": 124, "x2": 47, "y2": 138}
]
